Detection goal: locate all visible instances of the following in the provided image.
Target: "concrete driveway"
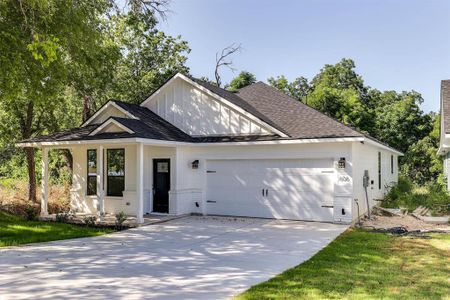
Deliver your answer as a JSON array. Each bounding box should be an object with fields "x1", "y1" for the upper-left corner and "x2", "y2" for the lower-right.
[{"x1": 0, "y1": 216, "x2": 348, "y2": 300}]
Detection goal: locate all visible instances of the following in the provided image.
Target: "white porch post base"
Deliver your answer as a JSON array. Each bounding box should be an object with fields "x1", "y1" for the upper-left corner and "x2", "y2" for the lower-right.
[
  {"x1": 97, "y1": 145, "x2": 104, "y2": 217},
  {"x1": 136, "y1": 143, "x2": 144, "y2": 223},
  {"x1": 40, "y1": 147, "x2": 49, "y2": 216}
]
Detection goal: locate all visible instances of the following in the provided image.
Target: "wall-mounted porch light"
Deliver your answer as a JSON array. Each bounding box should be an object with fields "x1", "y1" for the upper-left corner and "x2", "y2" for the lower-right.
[
  {"x1": 191, "y1": 160, "x2": 199, "y2": 169},
  {"x1": 338, "y1": 157, "x2": 346, "y2": 169}
]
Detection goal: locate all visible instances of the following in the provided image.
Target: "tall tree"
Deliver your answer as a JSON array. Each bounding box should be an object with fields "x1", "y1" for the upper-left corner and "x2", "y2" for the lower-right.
[
  {"x1": 0, "y1": 0, "x2": 112, "y2": 202},
  {"x1": 371, "y1": 90, "x2": 432, "y2": 154},
  {"x1": 109, "y1": 7, "x2": 190, "y2": 103},
  {"x1": 401, "y1": 113, "x2": 442, "y2": 185},
  {"x1": 214, "y1": 43, "x2": 242, "y2": 87},
  {"x1": 268, "y1": 59, "x2": 373, "y2": 132},
  {"x1": 268, "y1": 75, "x2": 310, "y2": 102},
  {"x1": 227, "y1": 71, "x2": 256, "y2": 91}
]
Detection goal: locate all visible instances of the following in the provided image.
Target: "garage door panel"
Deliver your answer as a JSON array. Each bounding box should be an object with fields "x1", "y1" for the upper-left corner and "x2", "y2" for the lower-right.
[{"x1": 206, "y1": 159, "x2": 335, "y2": 221}]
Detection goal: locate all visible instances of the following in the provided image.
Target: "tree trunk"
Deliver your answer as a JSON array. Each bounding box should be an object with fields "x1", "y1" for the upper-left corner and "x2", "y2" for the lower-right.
[
  {"x1": 24, "y1": 147, "x2": 37, "y2": 202},
  {"x1": 61, "y1": 149, "x2": 73, "y2": 184},
  {"x1": 20, "y1": 101, "x2": 37, "y2": 202},
  {"x1": 82, "y1": 95, "x2": 96, "y2": 122}
]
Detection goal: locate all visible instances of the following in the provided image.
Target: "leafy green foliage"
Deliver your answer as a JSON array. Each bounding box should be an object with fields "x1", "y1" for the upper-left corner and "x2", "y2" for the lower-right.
[
  {"x1": 226, "y1": 71, "x2": 256, "y2": 91},
  {"x1": 108, "y1": 10, "x2": 190, "y2": 103},
  {"x1": 382, "y1": 177, "x2": 450, "y2": 215},
  {"x1": 268, "y1": 75, "x2": 310, "y2": 102},
  {"x1": 0, "y1": 0, "x2": 190, "y2": 199},
  {"x1": 115, "y1": 211, "x2": 128, "y2": 230},
  {"x1": 267, "y1": 58, "x2": 440, "y2": 184}
]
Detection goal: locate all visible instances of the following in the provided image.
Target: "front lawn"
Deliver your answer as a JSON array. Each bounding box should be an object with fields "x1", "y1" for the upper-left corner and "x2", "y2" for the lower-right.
[
  {"x1": 237, "y1": 229, "x2": 450, "y2": 300},
  {"x1": 0, "y1": 211, "x2": 112, "y2": 247}
]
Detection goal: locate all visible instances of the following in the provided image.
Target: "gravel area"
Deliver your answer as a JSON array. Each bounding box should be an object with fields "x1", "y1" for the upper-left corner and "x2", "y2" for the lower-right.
[{"x1": 360, "y1": 215, "x2": 450, "y2": 232}]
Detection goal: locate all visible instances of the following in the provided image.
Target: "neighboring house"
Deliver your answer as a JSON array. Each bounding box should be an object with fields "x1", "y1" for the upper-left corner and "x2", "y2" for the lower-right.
[
  {"x1": 439, "y1": 80, "x2": 450, "y2": 190},
  {"x1": 18, "y1": 73, "x2": 401, "y2": 224}
]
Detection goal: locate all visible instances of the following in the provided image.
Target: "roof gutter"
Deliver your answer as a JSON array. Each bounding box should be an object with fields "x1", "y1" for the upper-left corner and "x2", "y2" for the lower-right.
[
  {"x1": 16, "y1": 136, "x2": 402, "y2": 155},
  {"x1": 17, "y1": 136, "x2": 365, "y2": 148}
]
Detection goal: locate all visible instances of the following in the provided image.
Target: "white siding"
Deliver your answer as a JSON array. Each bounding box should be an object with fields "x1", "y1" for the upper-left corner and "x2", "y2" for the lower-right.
[
  {"x1": 178, "y1": 142, "x2": 353, "y2": 222},
  {"x1": 142, "y1": 77, "x2": 273, "y2": 136},
  {"x1": 351, "y1": 142, "x2": 399, "y2": 220},
  {"x1": 90, "y1": 105, "x2": 127, "y2": 124},
  {"x1": 70, "y1": 144, "x2": 138, "y2": 215},
  {"x1": 70, "y1": 140, "x2": 399, "y2": 223},
  {"x1": 444, "y1": 152, "x2": 450, "y2": 190}
]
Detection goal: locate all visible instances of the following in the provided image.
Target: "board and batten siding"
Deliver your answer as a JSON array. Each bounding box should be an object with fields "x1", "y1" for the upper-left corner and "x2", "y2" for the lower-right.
[
  {"x1": 444, "y1": 152, "x2": 450, "y2": 190},
  {"x1": 90, "y1": 105, "x2": 128, "y2": 124},
  {"x1": 351, "y1": 141, "x2": 399, "y2": 220},
  {"x1": 142, "y1": 77, "x2": 273, "y2": 136}
]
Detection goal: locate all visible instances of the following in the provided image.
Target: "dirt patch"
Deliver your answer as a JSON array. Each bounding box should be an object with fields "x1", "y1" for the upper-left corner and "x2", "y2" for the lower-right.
[{"x1": 360, "y1": 215, "x2": 450, "y2": 232}]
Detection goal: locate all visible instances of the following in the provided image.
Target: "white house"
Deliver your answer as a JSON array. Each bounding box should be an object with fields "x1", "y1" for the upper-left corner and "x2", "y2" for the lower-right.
[
  {"x1": 438, "y1": 80, "x2": 450, "y2": 189},
  {"x1": 18, "y1": 73, "x2": 401, "y2": 224}
]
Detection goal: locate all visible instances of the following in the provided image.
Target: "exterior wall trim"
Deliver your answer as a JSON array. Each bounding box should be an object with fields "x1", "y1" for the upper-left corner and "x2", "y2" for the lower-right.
[
  {"x1": 89, "y1": 118, "x2": 135, "y2": 136},
  {"x1": 81, "y1": 101, "x2": 138, "y2": 127}
]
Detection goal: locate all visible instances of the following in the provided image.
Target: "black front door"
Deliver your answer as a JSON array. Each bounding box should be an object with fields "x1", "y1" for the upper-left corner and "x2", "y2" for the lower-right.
[{"x1": 153, "y1": 159, "x2": 170, "y2": 213}]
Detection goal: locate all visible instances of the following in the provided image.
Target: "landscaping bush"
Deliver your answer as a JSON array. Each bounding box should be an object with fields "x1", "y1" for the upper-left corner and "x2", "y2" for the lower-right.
[
  {"x1": 115, "y1": 211, "x2": 127, "y2": 230},
  {"x1": 83, "y1": 215, "x2": 97, "y2": 227},
  {"x1": 55, "y1": 211, "x2": 73, "y2": 223},
  {"x1": 382, "y1": 177, "x2": 450, "y2": 215},
  {"x1": 24, "y1": 202, "x2": 39, "y2": 221}
]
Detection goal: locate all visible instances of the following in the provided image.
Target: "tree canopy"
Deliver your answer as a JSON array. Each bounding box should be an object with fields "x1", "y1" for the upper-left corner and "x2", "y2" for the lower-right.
[
  {"x1": 265, "y1": 58, "x2": 439, "y2": 184},
  {"x1": 226, "y1": 71, "x2": 256, "y2": 92},
  {"x1": 0, "y1": 1, "x2": 442, "y2": 202},
  {"x1": 0, "y1": 0, "x2": 190, "y2": 201}
]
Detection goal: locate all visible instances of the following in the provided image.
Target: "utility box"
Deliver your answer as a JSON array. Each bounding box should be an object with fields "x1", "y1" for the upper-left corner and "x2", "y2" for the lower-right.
[
  {"x1": 363, "y1": 170, "x2": 370, "y2": 188},
  {"x1": 333, "y1": 196, "x2": 352, "y2": 224}
]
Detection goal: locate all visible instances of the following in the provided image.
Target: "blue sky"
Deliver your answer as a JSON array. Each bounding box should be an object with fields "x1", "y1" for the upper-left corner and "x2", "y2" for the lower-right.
[{"x1": 159, "y1": 0, "x2": 450, "y2": 112}]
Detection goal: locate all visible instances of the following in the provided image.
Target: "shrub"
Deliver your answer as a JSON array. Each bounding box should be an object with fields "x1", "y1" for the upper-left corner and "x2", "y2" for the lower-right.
[
  {"x1": 55, "y1": 211, "x2": 73, "y2": 223},
  {"x1": 24, "y1": 202, "x2": 38, "y2": 221},
  {"x1": 83, "y1": 215, "x2": 97, "y2": 227},
  {"x1": 382, "y1": 177, "x2": 450, "y2": 215},
  {"x1": 115, "y1": 211, "x2": 127, "y2": 230}
]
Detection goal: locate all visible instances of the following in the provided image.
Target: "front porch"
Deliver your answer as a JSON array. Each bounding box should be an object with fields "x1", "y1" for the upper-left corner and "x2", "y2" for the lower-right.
[{"x1": 39, "y1": 140, "x2": 204, "y2": 224}]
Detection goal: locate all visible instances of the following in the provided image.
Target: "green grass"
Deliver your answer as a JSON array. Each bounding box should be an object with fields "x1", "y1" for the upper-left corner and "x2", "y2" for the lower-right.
[
  {"x1": 0, "y1": 211, "x2": 112, "y2": 247},
  {"x1": 237, "y1": 230, "x2": 450, "y2": 300}
]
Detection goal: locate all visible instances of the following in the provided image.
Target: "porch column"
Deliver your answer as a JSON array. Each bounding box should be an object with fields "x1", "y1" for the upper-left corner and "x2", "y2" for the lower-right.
[
  {"x1": 136, "y1": 143, "x2": 144, "y2": 223},
  {"x1": 97, "y1": 145, "x2": 105, "y2": 216},
  {"x1": 40, "y1": 147, "x2": 49, "y2": 216}
]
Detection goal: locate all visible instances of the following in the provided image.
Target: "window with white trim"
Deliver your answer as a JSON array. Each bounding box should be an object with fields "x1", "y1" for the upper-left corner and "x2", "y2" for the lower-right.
[
  {"x1": 107, "y1": 149, "x2": 125, "y2": 197},
  {"x1": 87, "y1": 149, "x2": 97, "y2": 195}
]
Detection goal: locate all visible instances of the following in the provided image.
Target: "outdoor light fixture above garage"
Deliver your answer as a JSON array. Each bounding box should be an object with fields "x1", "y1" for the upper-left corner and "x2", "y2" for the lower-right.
[
  {"x1": 338, "y1": 157, "x2": 346, "y2": 169},
  {"x1": 191, "y1": 160, "x2": 199, "y2": 169}
]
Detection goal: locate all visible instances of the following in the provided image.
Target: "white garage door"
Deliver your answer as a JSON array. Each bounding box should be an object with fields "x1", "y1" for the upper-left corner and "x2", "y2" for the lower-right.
[{"x1": 206, "y1": 159, "x2": 335, "y2": 222}]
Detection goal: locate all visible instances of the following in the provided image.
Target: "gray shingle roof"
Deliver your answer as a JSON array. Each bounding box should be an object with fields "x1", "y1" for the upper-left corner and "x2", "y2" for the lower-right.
[
  {"x1": 21, "y1": 76, "x2": 398, "y2": 150},
  {"x1": 441, "y1": 80, "x2": 450, "y2": 134},
  {"x1": 237, "y1": 82, "x2": 364, "y2": 139}
]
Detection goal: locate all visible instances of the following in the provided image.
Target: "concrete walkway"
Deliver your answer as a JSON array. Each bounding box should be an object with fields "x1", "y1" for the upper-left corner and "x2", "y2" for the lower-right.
[{"x1": 0, "y1": 216, "x2": 348, "y2": 300}]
